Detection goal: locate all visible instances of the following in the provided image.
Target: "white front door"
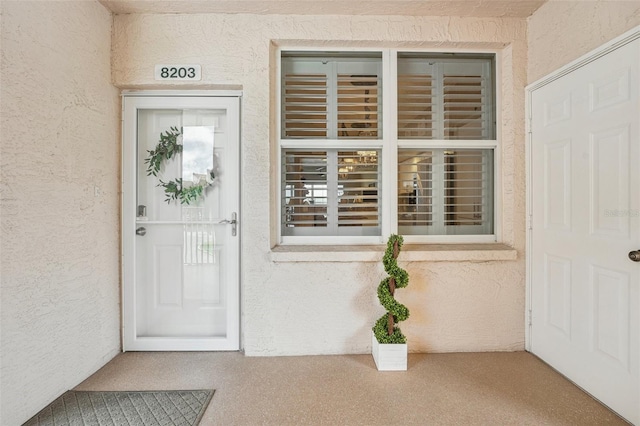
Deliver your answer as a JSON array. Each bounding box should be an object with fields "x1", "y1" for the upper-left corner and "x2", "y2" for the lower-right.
[
  {"x1": 122, "y1": 94, "x2": 240, "y2": 351},
  {"x1": 530, "y1": 38, "x2": 639, "y2": 423}
]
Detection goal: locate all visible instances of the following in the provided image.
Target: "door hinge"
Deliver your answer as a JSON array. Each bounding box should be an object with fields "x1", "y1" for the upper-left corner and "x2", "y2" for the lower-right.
[
  {"x1": 527, "y1": 213, "x2": 533, "y2": 231},
  {"x1": 527, "y1": 309, "x2": 532, "y2": 326}
]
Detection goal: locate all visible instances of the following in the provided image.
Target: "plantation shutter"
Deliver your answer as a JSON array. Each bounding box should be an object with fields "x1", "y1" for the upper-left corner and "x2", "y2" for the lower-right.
[
  {"x1": 282, "y1": 62, "x2": 328, "y2": 139},
  {"x1": 398, "y1": 150, "x2": 434, "y2": 231},
  {"x1": 337, "y1": 74, "x2": 380, "y2": 138},
  {"x1": 398, "y1": 149, "x2": 493, "y2": 236},
  {"x1": 280, "y1": 51, "x2": 496, "y2": 241},
  {"x1": 282, "y1": 55, "x2": 382, "y2": 140},
  {"x1": 282, "y1": 151, "x2": 328, "y2": 235},
  {"x1": 397, "y1": 62, "x2": 436, "y2": 139},
  {"x1": 397, "y1": 55, "x2": 494, "y2": 140},
  {"x1": 442, "y1": 61, "x2": 493, "y2": 140},
  {"x1": 337, "y1": 151, "x2": 380, "y2": 231},
  {"x1": 443, "y1": 149, "x2": 493, "y2": 234},
  {"x1": 282, "y1": 149, "x2": 381, "y2": 237}
]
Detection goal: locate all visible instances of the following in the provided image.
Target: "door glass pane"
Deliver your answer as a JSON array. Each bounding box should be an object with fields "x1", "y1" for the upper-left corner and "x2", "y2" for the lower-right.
[
  {"x1": 135, "y1": 108, "x2": 229, "y2": 338},
  {"x1": 182, "y1": 126, "x2": 214, "y2": 185}
]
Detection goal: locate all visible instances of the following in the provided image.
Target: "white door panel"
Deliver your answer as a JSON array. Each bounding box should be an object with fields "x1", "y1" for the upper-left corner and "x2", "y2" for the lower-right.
[
  {"x1": 531, "y1": 39, "x2": 639, "y2": 424},
  {"x1": 122, "y1": 95, "x2": 240, "y2": 351}
]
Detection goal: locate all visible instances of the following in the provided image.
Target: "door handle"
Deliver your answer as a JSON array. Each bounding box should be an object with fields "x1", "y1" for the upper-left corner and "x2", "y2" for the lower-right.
[
  {"x1": 218, "y1": 212, "x2": 238, "y2": 236},
  {"x1": 629, "y1": 250, "x2": 640, "y2": 262},
  {"x1": 136, "y1": 227, "x2": 146, "y2": 236}
]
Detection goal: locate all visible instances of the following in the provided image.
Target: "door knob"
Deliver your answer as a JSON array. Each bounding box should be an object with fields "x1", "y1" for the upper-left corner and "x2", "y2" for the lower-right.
[
  {"x1": 629, "y1": 250, "x2": 640, "y2": 262},
  {"x1": 218, "y1": 212, "x2": 238, "y2": 236},
  {"x1": 136, "y1": 227, "x2": 146, "y2": 236}
]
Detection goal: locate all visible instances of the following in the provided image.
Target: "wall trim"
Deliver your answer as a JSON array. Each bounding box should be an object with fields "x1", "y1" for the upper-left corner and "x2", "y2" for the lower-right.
[{"x1": 121, "y1": 89, "x2": 243, "y2": 97}]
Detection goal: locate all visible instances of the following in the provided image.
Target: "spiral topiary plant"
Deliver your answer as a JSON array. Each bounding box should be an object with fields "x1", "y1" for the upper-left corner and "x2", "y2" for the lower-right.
[{"x1": 373, "y1": 234, "x2": 410, "y2": 344}]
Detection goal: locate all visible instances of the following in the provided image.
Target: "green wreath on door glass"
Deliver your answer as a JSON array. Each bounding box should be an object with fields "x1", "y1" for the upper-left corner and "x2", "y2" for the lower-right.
[{"x1": 144, "y1": 127, "x2": 215, "y2": 205}]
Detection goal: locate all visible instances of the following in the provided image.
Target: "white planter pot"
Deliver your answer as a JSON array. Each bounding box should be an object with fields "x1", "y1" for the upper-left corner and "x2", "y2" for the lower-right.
[{"x1": 371, "y1": 331, "x2": 407, "y2": 371}]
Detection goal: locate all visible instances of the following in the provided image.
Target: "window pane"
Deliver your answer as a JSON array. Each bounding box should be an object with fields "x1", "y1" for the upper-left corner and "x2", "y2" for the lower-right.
[
  {"x1": 398, "y1": 150, "x2": 433, "y2": 231},
  {"x1": 398, "y1": 148, "x2": 493, "y2": 235},
  {"x1": 443, "y1": 72, "x2": 487, "y2": 140},
  {"x1": 337, "y1": 74, "x2": 379, "y2": 138},
  {"x1": 283, "y1": 73, "x2": 328, "y2": 138},
  {"x1": 444, "y1": 150, "x2": 493, "y2": 232},
  {"x1": 282, "y1": 53, "x2": 382, "y2": 140},
  {"x1": 397, "y1": 68, "x2": 435, "y2": 139},
  {"x1": 282, "y1": 151, "x2": 328, "y2": 234},
  {"x1": 282, "y1": 149, "x2": 381, "y2": 237},
  {"x1": 397, "y1": 54, "x2": 495, "y2": 140},
  {"x1": 338, "y1": 151, "x2": 380, "y2": 232}
]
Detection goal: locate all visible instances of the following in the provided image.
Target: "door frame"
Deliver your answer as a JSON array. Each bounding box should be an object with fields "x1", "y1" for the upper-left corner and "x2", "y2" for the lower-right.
[
  {"x1": 525, "y1": 24, "x2": 640, "y2": 351},
  {"x1": 120, "y1": 90, "x2": 242, "y2": 351}
]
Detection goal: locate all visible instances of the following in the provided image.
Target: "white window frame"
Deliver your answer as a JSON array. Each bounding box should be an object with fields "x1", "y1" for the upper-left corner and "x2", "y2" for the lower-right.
[{"x1": 276, "y1": 47, "x2": 501, "y2": 245}]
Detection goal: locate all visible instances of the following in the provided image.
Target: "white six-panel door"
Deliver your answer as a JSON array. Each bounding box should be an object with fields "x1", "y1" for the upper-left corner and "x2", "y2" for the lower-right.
[
  {"x1": 122, "y1": 94, "x2": 240, "y2": 351},
  {"x1": 529, "y1": 36, "x2": 639, "y2": 424}
]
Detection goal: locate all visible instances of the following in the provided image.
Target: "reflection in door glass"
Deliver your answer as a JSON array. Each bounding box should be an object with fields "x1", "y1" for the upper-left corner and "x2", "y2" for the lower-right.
[{"x1": 182, "y1": 126, "x2": 215, "y2": 186}]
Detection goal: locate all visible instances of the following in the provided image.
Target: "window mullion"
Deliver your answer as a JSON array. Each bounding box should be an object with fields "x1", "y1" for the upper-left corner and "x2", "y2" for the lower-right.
[{"x1": 383, "y1": 48, "x2": 396, "y2": 238}]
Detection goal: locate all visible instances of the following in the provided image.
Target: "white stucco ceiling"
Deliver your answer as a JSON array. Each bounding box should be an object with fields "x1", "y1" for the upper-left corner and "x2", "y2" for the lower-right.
[{"x1": 98, "y1": 0, "x2": 547, "y2": 17}]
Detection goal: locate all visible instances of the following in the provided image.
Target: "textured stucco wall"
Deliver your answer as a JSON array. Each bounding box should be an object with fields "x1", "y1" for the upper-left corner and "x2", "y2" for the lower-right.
[
  {"x1": 0, "y1": 1, "x2": 120, "y2": 424},
  {"x1": 528, "y1": 0, "x2": 640, "y2": 83},
  {"x1": 112, "y1": 13, "x2": 528, "y2": 356}
]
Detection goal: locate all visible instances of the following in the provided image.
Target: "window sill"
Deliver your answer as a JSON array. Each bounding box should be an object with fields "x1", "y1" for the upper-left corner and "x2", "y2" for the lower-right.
[{"x1": 270, "y1": 243, "x2": 517, "y2": 263}]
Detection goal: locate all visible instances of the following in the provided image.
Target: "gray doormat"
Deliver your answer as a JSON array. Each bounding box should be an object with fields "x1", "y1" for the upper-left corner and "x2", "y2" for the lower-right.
[{"x1": 23, "y1": 389, "x2": 214, "y2": 426}]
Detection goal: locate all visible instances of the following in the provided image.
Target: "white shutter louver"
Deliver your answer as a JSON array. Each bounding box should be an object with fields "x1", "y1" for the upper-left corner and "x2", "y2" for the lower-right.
[
  {"x1": 443, "y1": 73, "x2": 488, "y2": 140},
  {"x1": 282, "y1": 149, "x2": 381, "y2": 237},
  {"x1": 282, "y1": 54, "x2": 381, "y2": 140},
  {"x1": 282, "y1": 151, "x2": 328, "y2": 232},
  {"x1": 398, "y1": 148, "x2": 493, "y2": 236},
  {"x1": 444, "y1": 150, "x2": 492, "y2": 228},
  {"x1": 283, "y1": 73, "x2": 328, "y2": 138},
  {"x1": 397, "y1": 74, "x2": 434, "y2": 138},
  {"x1": 397, "y1": 55, "x2": 494, "y2": 140},
  {"x1": 337, "y1": 75, "x2": 379, "y2": 138},
  {"x1": 338, "y1": 151, "x2": 380, "y2": 228},
  {"x1": 398, "y1": 150, "x2": 433, "y2": 229}
]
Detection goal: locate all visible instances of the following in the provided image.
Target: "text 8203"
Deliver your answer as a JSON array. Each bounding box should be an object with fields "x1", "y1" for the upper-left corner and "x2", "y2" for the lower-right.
[{"x1": 154, "y1": 64, "x2": 201, "y2": 81}]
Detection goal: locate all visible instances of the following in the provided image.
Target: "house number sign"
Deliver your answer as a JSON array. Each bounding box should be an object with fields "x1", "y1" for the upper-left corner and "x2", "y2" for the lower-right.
[{"x1": 154, "y1": 64, "x2": 202, "y2": 81}]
